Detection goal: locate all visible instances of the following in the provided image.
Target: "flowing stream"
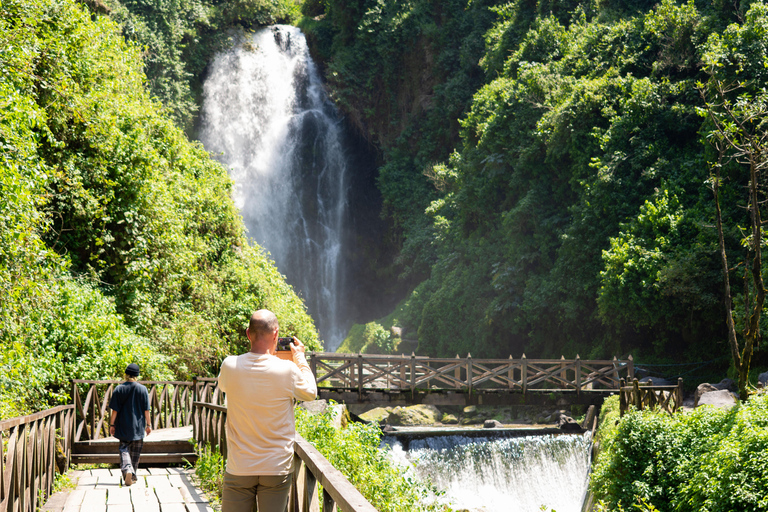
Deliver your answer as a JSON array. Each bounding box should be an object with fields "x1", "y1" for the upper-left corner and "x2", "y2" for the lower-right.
[
  {"x1": 384, "y1": 433, "x2": 592, "y2": 512},
  {"x1": 199, "y1": 25, "x2": 350, "y2": 348}
]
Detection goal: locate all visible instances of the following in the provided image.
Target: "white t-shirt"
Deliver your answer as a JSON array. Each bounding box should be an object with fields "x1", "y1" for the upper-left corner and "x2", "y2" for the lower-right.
[{"x1": 218, "y1": 351, "x2": 317, "y2": 475}]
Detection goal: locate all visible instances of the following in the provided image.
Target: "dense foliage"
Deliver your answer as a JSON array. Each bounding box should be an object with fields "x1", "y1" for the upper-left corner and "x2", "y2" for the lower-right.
[
  {"x1": 95, "y1": 0, "x2": 302, "y2": 131},
  {"x1": 0, "y1": 0, "x2": 319, "y2": 417},
  {"x1": 301, "y1": 0, "x2": 768, "y2": 370},
  {"x1": 591, "y1": 393, "x2": 768, "y2": 511},
  {"x1": 296, "y1": 405, "x2": 446, "y2": 512}
]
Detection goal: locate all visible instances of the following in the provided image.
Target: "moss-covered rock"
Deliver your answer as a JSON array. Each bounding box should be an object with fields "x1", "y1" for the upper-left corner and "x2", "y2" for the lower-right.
[
  {"x1": 388, "y1": 404, "x2": 441, "y2": 426},
  {"x1": 359, "y1": 407, "x2": 392, "y2": 424}
]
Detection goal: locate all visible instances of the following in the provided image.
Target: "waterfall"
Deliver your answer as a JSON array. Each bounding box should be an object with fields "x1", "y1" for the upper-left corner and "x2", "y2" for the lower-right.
[
  {"x1": 384, "y1": 433, "x2": 592, "y2": 512},
  {"x1": 199, "y1": 26, "x2": 350, "y2": 348}
]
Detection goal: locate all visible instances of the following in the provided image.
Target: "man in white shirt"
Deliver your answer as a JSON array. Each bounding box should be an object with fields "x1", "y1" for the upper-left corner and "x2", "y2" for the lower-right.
[{"x1": 218, "y1": 309, "x2": 317, "y2": 512}]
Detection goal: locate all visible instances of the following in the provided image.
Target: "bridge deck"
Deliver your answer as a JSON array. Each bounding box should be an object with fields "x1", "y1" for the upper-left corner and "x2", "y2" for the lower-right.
[{"x1": 41, "y1": 467, "x2": 212, "y2": 512}]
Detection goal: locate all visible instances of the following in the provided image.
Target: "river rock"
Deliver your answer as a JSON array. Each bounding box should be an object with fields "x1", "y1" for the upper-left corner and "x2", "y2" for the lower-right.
[
  {"x1": 695, "y1": 379, "x2": 738, "y2": 406},
  {"x1": 359, "y1": 407, "x2": 392, "y2": 424},
  {"x1": 441, "y1": 413, "x2": 459, "y2": 425},
  {"x1": 483, "y1": 419, "x2": 503, "y2": 428},
  {"x1": 697, "y1": 389, "x2": 738, "y2": 409},
  {"x1": 388, "y1": 404, "x2": 441, "y2": 426},
  {"x1": 558, "y1": 415, "x2": 581, "y2": 431}
]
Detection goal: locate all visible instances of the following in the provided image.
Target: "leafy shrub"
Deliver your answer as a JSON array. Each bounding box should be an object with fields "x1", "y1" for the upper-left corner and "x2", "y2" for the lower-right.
[
  {"x1": 296, "y1": 405, "x2": 446, "y2": 512},
  {"x1": 591, "y1": 393, "x2": 768, "y2": 511}
]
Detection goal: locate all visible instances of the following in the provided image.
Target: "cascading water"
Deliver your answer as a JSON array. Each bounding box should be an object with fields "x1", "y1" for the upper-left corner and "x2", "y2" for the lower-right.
[
  {"x1": 385, "y1": 433, "x2": 592, "y2": 512},
  {"x1": 199, "y1": 26, "x2": 350, "y2": 348}
]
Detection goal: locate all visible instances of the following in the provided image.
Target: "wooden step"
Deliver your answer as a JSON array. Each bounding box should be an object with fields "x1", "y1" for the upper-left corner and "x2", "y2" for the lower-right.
[
  {"x1": 74, "y1": 440, "x2": 193, "y2": 454},
  {"x1": 70, "y1": 452, "x2": 198, "y2": 464}
]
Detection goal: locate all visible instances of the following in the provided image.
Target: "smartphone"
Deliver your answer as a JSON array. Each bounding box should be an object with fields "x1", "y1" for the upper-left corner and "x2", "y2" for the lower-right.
[{"x1": 277, "y1": 337, "x2": 293, "y2": 351}]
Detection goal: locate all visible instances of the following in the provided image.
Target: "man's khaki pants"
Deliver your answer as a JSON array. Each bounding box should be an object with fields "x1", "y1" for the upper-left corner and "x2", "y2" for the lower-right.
[{"x1": 222, "y1": 471, "x2": 292, "y2": 512}]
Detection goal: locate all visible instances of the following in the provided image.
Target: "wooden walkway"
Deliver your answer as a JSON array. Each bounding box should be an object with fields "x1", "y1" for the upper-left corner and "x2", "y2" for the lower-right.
[{"x1": 41, "y1": 467, "x2": 213, "y2": 512}]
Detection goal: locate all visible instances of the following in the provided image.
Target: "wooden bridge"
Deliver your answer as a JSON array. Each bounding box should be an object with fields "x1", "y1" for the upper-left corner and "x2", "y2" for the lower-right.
[
  {"x1": 307, "y1": 353, "x2": 635, "y2": 406},
  {"x1": 1, "y1": 378, "x2": 376, "y2": 512},
  {"x1": 1, "y1": 353, "x2": 635, "y2": 512}
]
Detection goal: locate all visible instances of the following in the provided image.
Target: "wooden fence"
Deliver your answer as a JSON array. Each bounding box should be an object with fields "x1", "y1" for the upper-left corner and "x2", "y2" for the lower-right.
[
  {"x1": 308, "y1": 353, "x2": 634, "y2": 394},
  {"x1": 71, "y1": 379, "x2": 197, "y2": 442},
  {"x1": 192, "y1": 401, "x2": 377, "y2": 512},
  {"x1": 619, "y1": 378, "x2": 684, "y2": 416},
  {"x1": 0, "y1": 405, "x2": 74, "y2": 512}
]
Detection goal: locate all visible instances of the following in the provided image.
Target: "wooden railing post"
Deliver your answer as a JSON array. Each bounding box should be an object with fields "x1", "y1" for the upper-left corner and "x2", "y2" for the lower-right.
[
  {"x1": 358, "y1": 354, "x2": 364, "y2": 397},
  {"x1": 521, "y1": 354, "x2": 528, "y2": 395},
  {"x1": 455, "y1": 355, "x2": 461, "y2": 389},
  {"x1": 410, "y1": 353, "x2": 416, "y2": 396},
  {"x1": 575, "y1": 355, "x2": 581, "y2": 396},
  {"x1": 677, "y1": 377, "x2": 684, "y2": 412},
  {"x1": 466, "y1": 353, "x2": 473, "y2": 395},
  {"x1": 633, "y1": 378, "x2": 641, "y2": 410},
  {"x1": 628, "y1": 355, "x2": 634, "y2": 380},
  {"x1": 508, "y1": 355, "x2": 514, "y2": 390}
]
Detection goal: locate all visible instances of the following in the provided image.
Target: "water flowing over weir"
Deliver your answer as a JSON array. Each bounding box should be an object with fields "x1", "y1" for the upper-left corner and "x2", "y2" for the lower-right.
[
  {"x1": 199, "y1": 26, "x2": 359, "y2": 348},
  {"x1": 384, "y1": 433, "x2": 592, "y2": 512}
]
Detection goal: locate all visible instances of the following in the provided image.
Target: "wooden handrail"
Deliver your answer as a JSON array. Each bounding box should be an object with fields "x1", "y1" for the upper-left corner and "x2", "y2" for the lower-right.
[
  {"x1": 1, "y1": 405, "x2": 74, "y2": 512},
  {"x1": 192, "y1": 401, "x2": 378, "y2": 512},
  {"x1": 71, "y1": 380, "x2": 196, "y2": 442},
  {"x1": 307, "y1": 353, "x2": 634, "y2": 394},
  {"x1": 619, "y1": 378, "x2": 684, "y2": 416}
]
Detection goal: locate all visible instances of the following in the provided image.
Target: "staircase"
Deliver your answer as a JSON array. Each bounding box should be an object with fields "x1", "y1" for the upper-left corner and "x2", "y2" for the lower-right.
[{"x1": 71, "y1": 426, "x2": 198, "y2": 465}]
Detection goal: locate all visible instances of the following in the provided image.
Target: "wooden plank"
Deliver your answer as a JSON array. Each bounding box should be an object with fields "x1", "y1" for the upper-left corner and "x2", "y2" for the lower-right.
[
  {"x1": 184, "y1": 503, "x2": 214, "y2": 512},
  {"x1": 146, "y1": 475, "x2": 173, "y2": 489},
  {"x1": 79, "y1": 488, "x2": 107, "y2": 511},
  {"x1": 159, "y1": 504, "x2": 187, "y2": 512},
  {"x1": 178, "y1": 483, "x2": 208, "y2": 504},
  {"x1": 107, "y1": 487, "x2": 131, "y2": 505},
  {"x1": 106, "y1": 504, "x2": 133, "y2": 512},
  {"x1": 154, "y1": 486, "x2": 185, "y2": 504},
  {"x1": 76, "y1": 476, "x2": 98, "y2": 488},
  {"x1": 64, "y1": 489, "x2": 86, "y2": 507},
  {"x1": 148, "y1": 468, "x2": 170, "y2": 475}
]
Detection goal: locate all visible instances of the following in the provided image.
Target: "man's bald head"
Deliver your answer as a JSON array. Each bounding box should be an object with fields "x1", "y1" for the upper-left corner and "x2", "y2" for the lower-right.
[{"x1": 248, "y1": 309, "x2": 279, "y2": 342}]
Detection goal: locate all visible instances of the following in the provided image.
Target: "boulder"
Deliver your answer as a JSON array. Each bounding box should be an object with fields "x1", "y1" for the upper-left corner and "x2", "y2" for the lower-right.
[
  {"x1": 387, "y1": 404, "x2": 441, "y2": 426},
  {"x1": 483, "y1": 419, "x2": 503, "y2": 429},
  {"x1": 558, "y1": 415, "x2": 582, "y2": 431},
  {"x1": 695, "y1": 379, "x2": 738, "y2": 406},
  {"x1": 697, "y1": 389, "x2": 738, "y2": 410},
  {"x1": 441, "y1": 413, "x2": 459, "y2": 425},
  {"x1": 358, "y1": 407, "x2": 392, "y2": 425},
  {"x1": 758, "y1": 372, "x2": 768, "y2": 387}
]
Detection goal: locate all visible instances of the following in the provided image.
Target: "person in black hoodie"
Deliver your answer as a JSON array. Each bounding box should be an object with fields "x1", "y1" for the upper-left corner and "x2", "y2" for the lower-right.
[{"x1": 109, "y1": 363, "x2": 152, "y2": 486}]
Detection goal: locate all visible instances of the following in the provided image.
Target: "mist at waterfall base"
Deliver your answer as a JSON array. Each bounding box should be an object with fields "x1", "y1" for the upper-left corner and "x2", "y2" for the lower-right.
[
  {"x1": 384, "y1": 433, "x2": 592, "y2": 512},
  {"x1": 199, "y1": 26, "x2": 391, "y2": 350}
]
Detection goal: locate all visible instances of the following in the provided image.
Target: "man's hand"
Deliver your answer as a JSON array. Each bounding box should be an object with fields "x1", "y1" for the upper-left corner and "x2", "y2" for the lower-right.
[
  {"x1": 290, "y1": 337, "x2": 306, "y2": 355},
  {"x1": 109, "y1": 425, "x2": 116, "y2": 437},
  {"x1": 145, "y1": 426, "x2": 152, "y2": 435}
]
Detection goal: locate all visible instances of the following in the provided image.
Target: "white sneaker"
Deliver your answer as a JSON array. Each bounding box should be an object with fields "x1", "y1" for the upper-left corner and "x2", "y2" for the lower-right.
[{"x1": 125, "y1": 472, "x2": 133, "y2": 486}]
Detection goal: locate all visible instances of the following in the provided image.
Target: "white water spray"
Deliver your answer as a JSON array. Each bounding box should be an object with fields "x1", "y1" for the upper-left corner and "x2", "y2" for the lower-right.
[
  {"x1": 199, "y1": 26, "x2": 349, "y2": 348},
  {"x1": 385, "y1": 433, "x2": 592, "y2": 512}
]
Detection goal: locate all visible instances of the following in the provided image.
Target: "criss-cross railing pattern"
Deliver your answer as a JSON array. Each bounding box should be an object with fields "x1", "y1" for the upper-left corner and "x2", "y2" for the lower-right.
[{"x1": 308, "y1": 353, "x2": 633, "y2": 394}]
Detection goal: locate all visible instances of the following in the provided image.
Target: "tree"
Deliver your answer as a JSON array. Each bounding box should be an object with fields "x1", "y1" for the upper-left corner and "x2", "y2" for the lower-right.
[{"x1": 698, "y1": 76, "x2": 768, "y2": 401}]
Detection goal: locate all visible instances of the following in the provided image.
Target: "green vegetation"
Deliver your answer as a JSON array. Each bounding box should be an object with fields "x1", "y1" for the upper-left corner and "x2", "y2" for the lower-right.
[
  {"x1": 296, "y1": 405, "x2": 447, "y2": 512},
  {"x1": 97, "y1": 0, "x2": 302, "y2": 131},
  {"x1": 301, "y1": 0, "x2": 768, "y2": 373},
  {"x1": 591, "y1": 392, "x2": 768, "y2": 511},
  {"x1": 0, "y1": 0, "x2": 319, "y2": 418},
  {"x1": 190, "y1": 406, "x2": 447, "y2": 511}
]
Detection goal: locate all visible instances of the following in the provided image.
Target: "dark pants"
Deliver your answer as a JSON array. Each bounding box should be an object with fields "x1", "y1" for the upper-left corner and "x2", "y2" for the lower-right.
[
  {"x1": 222, "y1": 471, "x2": 292, "y2": 512},
  {"x1": 118, "y1": 439, "x2": 143, "y2": 480}
]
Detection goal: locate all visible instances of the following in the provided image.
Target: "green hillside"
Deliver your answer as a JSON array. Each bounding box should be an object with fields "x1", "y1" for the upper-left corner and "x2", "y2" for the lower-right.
[
  {"x1": 0, "y1": 0, "x2": 318, "y2": 418},
  {"x1": 301, "y1": 0, "x2": 768, "y2": 371}
]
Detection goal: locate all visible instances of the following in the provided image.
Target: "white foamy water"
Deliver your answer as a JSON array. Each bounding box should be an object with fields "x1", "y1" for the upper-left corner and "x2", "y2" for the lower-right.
[
  {"x1": 199, "y1": 26, "x2": 349, "y2": 348},
  {"x1": 385, "y1": 433, "x2": 592, "y2": 512}
]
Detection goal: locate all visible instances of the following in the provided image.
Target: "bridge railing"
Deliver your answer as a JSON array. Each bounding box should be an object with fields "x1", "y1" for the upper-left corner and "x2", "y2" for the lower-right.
[
  {"x1": 192, "y1": 401, "x2": 377, "y2": 512},
  {"x1": 619, "y1": 378, "x2": 684, "y2": 416},
  {"x1": 71, "y1": 379, "x2": 195, "y2": 442},
  {"x1": 308, "y1": 353, "x2": 634, "y2": 394},
  {"x1": 0, "y1": 405, "x2": 74, "y2": 512}
]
